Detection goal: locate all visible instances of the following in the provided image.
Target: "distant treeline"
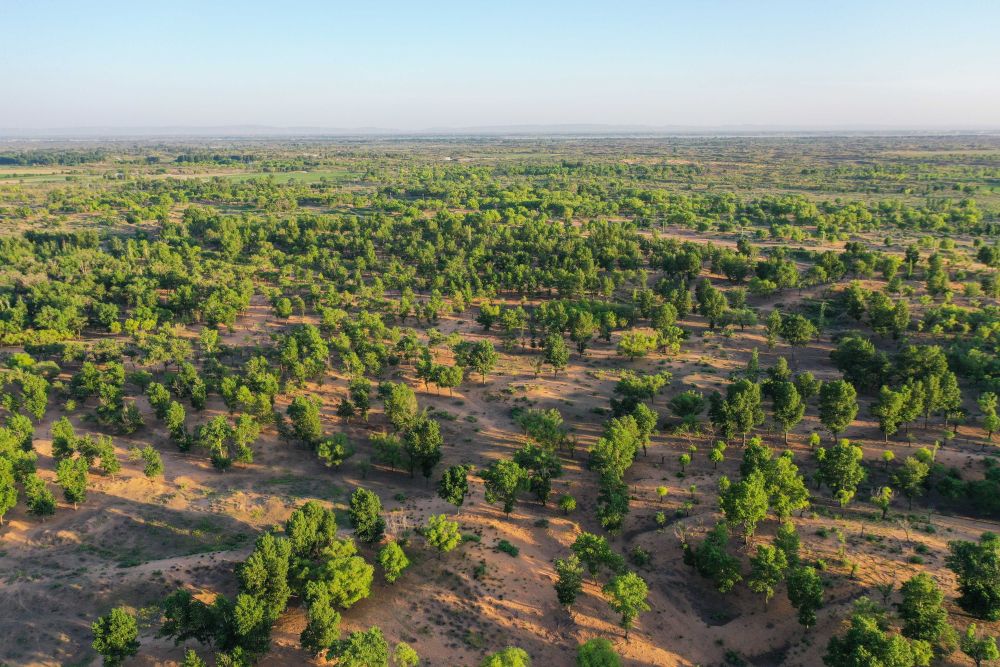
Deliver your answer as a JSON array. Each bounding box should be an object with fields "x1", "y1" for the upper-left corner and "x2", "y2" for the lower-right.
[{"x1": 0, "y1": 150, "x2": 106, "y2": 166}]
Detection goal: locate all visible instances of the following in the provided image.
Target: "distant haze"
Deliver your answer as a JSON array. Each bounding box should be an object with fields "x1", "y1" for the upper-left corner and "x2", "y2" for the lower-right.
[{"x1": 2, "y1": 0, "x2": 998, "y2": 133}]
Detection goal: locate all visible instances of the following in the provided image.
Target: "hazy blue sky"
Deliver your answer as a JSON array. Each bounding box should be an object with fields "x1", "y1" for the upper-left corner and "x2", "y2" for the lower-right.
[{"x1": 2, "y1": 0, "x2": 998, "y2": 130}]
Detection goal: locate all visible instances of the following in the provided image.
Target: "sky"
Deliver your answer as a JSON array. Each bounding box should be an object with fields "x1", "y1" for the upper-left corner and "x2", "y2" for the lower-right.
[{"x1": 2, "y1": 0, "x2": 999, "y2": 132}]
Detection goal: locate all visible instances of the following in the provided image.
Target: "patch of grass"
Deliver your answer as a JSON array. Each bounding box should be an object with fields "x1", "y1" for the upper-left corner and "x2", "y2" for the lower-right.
[{"x1": 496, "y1": 540, "x2": 519, "y2": 557}]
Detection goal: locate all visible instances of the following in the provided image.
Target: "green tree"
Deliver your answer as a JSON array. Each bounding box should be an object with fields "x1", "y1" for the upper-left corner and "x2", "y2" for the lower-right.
[
  {"x1": 480, "y1": 647, "x2": 531, "y2": 667},
  {"x1": 377, "y1": 541, "x2": 410, "y2": 583},
  {"x1": 56, "y1": 455, "x2": 88, "y2": 509},
  {"x1": 403, "y1": 415, "x2": 443, "y2": 480},
  {"x1": 899, "y1": 573, "x2": 953, "y2": 647},
  {"x1": 554, "y1": 554, "x2": 585, "y2": 608},
  {"x1": 818, "y1": 380, "x2": 858, "y2": 440},
  {"x1": 543, "y1": 334, "x2": 570, "y2": 375},
  {"x1": 181, "y1": 649, "x2": 207, "y2": 667},
  {"x1": 962, "y1": 624, "x2": 1000, "y2": 667},
  {"x1": 719, "y1": 470, "x2": 769, "y2": 545},
  {"x1": 0, "y1": 457, "x2": 17, "y2": 525},
  {"x1": 947, "y1": 533, "x2": 1000, "y2": 620},
  {"x1": 779, "y1": 314, "x2": 817, "y2": 363},
  {"x1": 710, "y1": 379, "x2": 764, "y2": 445},
  {"x1": 871, "y1": 486, "x2": 894, "y2": 519},
  {"x1": 239, "y1": 532, "x2": 291, "y2": 623},
  {"x1": 330, "y1": 626, "x2": 389, "y2": 667},
  {"x1": 383, "y1": 382, "x2": 418, "y2": 431},
  {"x1": 775, "y1": 520, "x2": 801, "y2": 566},
  {"x1": 576, "y1": 638, "x2": 621, "y2": 667},
  {"x1": 602, "y1": 571, "x2": 650, "y2": 639},
  {"x1": 772, "y1": 381, "x2": 805, "y2": 444},
  {"x1": 287, "y1": 395, "x2": 323, "y2": 445},
  {"x1": 300, "y1": 584, "x2": 341, "y2": 656},
  {"x1": 91, "y1": 607, "x2": 139, "y2": 667},
  {"x1": 816, "y1": 439, "x2": 866, "y2": 507},
  {"x1": 685, "y1": 521, "x2": 742, "y2": 593},
  {"x1": 787, "y1": 566, "x2": 823, "y2": 629},
  {"x1": 437, "y1": 464, "x2": 470, "y2": 506},
  {"x1": 571, "y1": 532, "x2": 625, "y2": 576},
  {"x1": 748, "y1": 544, "x2": 789, "y2": 608},
  {"x1": 872, "y1": 386, "x2": 906, "y2": 442},
  {"x1": 424, "y1": 514, "x2": 461, "y2": 556},
  {"x1": 482, "y1": 459, "x2": 529, "y2": 514},
  {"x1": 823, "y1": 601, "x2": 932, "y2": 667},
  {"x1": 140, "y1": 445, "x2": 163, "y2": 478},
  {"x1": 349, "y1": 488, "x2": 386, "y2": 543},
  {"x1": 893, "y1": 456, "x2": 929, "y2": 510},
  {"x1": 24, "y1": 473, "x2": 55, "y2": 517},
  {"x1": 394, "y1": 642, "x2": 421, "y2": 667}
]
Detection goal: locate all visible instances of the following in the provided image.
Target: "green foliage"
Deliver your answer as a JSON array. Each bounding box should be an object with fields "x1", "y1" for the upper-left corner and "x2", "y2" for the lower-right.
[
  {"x1": 91, "y1": 607, "x2": 140, "y2": 667},
  {"x1": 602, "y1": 571, "x2": 650, "y2": 636},
  {"x1": 348, "y1": 488, "x2": 386, "y2": 543},
  {"x1": 424, "y1": 514, "x2": 461, "y2": 555},
  {"x1": 947, "y1": 533, "x2": 1000, "y2": 620},
  {"x1": 823, "y1": 599, "x2": 932, "y2": 667},
  {"x1": 480, "y1": 647, "x2": 531, "y2": 667},
  {"x1": 576, "y1": 638, "x2": 622, "y2": 667},
  {"x1": 377, "y1": 541, "x2": 410, "y2": 583}
]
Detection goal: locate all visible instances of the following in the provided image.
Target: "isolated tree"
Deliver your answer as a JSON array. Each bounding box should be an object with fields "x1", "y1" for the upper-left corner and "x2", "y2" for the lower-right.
[
  {"x1": 980, "y1": 393, "x2": 1000, "y2": 441},
  {"x1": 871, "y1": 486, "x2": 894, "y2": 519},
  {"x1": 779, "y1": 314, "x2": 817, "y2": 363},
  {"x1": 748, "y1": 544, "x2": 788, "y2": 608},
  {"x1": 787, "y1": 566, "x2": 823, "y2": 629},
  {"x1": 437, "y1": 464, "x2": 470, "y2": 506},
  {"x1": 468, "y1": 340, "x2": 499, "y2": 384},
  {"x1": 962, "y1": 625, "x2": 1000, "y2": 667},
  {"x1": 0, "y1": 458, "x2": 17, "y2": 525},
  {"x1": 893, "y1": 456, "x2": 929, "y2": 510},
  {"x1": 349, "y1": 488, "x2": 386, "y2": 543},
  {"x1": 871, "y1": 386, "x2": 906, "y2": 442},
  {"x1": 898, "y1": 573, "x2": 952, "y2": 646},
  {"x1": 287, "y1": 395, "x2": 323, "y2": 445},
  {"x1": 685, "y1": 521, "x2": 742, "y2": 593},
  {"x1": 710, "y1": 379, "x2": 764, "y2": 444},
  {"x1": 554, "y1": 554, "x2": 585, "y2": 608},
  {"x1": 669, "y1": 390, "x2": 705, "y2": 427},
  {"x1": 91, "y1": 607, "x2": 140, "y2": 667},
  {"x1": 818, "y1": 380, "x2": 858, "y2": 440},
  {"x1": 775, "y1": 520, "x2": 801, "y2": 566},
  {"x1": 383, "y1": 383, "x2": 418, "y2": 431},
  {"x1": 24, "y1": 473, "x2": 55, "y2": 517},
  {"x1": 330, "y1": 626, "x2": 389, "y2": 667},
  {"x1": 543, "y1": 334, "x2": 570, "y2": 375},
  {"x1": 300, "y1": 584, "x2": 341, "y2": 656},
  {"x1": 377, "y1": 541, "x2": 410, "y2": 583},
  {"x1": 482, "y1": 459, "x2": 529, "y2": 515},
  {"x1": 576, "y1": 638, "x2": 622, "y2": 667},
  {"x1": 947, "y1": 533, "x2": 1000, "y2": 620},
  {"x1": 772, "y1": 381, "x2": 805, "y2": 443},
  {"x1": 602, "y1": 572, "x2": 650, "y2": 639},
  {"x1": 480, "y1": 647, "x2": 531, "y2": 667},
  {"x1": 765, "y1": 310, "x2": 783, "y2": 348},
  {"x1": 424, "y1": 514, "x2": 461, "y2": 556},
  {"x1": 816, "y1": 439, "x2": 866, "y2": 507},
  {"x1": 719, "y1": 470, "x2": 769, "y2": 545},
  {"x1": 56, "y1": 456, "x2": 88, "y2": 509},
  {"x1": 181, "y1": 649, "x2": 207, "y2": 667},
  {"x1": 394, "y1": 642, "x2": 421, "y2": 667},
  {"x1": 403, "y1": 415, "x2": 442, "y2": 480},
  {"x1": 823, "y1": 602, "x2": 932, "y2": 667},
  {"x1": 571, "y1": 532, "x2": 625, "y2": 576}
]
